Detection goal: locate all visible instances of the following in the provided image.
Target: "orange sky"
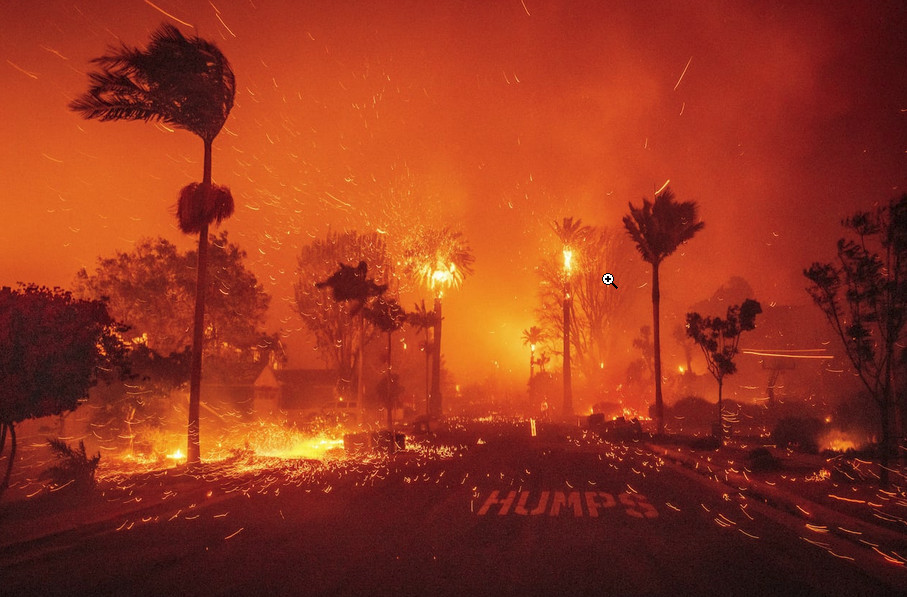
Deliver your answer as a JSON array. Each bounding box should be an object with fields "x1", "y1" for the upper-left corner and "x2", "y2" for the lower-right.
[{"x1": 1, "y1": 1, "x2": 905, "y2": 384}]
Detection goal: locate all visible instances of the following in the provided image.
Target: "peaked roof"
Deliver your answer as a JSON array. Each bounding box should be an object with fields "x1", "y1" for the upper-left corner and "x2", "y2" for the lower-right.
[
  {"x1": 253, "y1": 366, "x2": 337, "y2": 388},
  {"x1": 253, "y1": 365, "x2": 281, "y2": 389}
]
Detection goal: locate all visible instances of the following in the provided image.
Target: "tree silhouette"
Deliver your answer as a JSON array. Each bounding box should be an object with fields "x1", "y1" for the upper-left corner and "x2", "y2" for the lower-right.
[
  {"x1": 316, "y1": 261, "x2": 387, "y2": 310},
  {"x1": 686, "y1": 299, "x2": 762, "y2": 444},
  {"x1": 407, "y1": 300, "x2": 439, "y2": 415},
  {"x1": 521, "y1": 326, "x2": 547, "y2": 380},
  {"x1": 0, "y1": 285, "x2": 126, "y2": 496},
  {"x1": 364, "y1": 296, "x2": 406, "y2": 440},
  {"x1": 70, "y1": 23, "x2": 236, "y2": 467},
  {"x1": 295, "y1": 231, "x2": 391, "y2": 400},
  {"x1": 75, "y1": 233, "x2": 272, "y2": 371},
  {"x1": 316, "y1": 259, "x2": 388, "y2": 409},
  {"x1": 624, "y1": 187, "x2": 704, "y2": 436},
  {"x1": 805, "y1": 195, "x2": 907, "y2": 487}
]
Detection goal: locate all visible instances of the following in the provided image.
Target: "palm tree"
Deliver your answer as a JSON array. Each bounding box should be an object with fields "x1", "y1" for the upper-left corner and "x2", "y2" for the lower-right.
[
  {"x1": 403, "y1": 228, "x2": 474, "y2": 417},
  {"x1": 521, "y1": 326, "x2": 547, "y2": 380},
  {"x1": 407, "y1": 300, "x2": 439, "y2": 415},
  {"x1": 623, "y1": 187, "x2": 704, "y2": 436},
  {"x1": 70, "y1": 23, "x2": 236, "y2": 466},
  {"x1": 364, "y1": 297, "x2": 406, "y2": 445},
  {"x1": 552, "y1": 217, "x2": 591, "y2": 417}
]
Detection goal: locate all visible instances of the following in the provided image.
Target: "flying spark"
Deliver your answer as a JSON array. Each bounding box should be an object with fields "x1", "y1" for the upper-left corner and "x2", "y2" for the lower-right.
[
  {"x1": 673, "y1": 56, "x2": 693, "y2": 91},
  {"x1": 6, "y1": 60, "x2": 37, "y2": 79},
  {"x1": 144, "y1": 0, "x2": 194, "y2": 27}
]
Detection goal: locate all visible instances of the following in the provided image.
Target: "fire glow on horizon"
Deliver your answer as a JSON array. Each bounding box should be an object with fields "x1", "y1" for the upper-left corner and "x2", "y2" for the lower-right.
[{"x1": 1, "y1": 1, "x2": 905, "y2": 387}]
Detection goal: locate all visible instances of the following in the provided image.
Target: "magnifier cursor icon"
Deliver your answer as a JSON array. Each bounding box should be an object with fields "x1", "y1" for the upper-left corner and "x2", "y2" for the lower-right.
[{"x1": 602, "y1": 273, "x2": 618, "y2": 289}]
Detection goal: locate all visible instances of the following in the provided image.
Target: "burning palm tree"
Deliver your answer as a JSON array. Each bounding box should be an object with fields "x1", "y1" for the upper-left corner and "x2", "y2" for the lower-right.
[
  {"x1": 552, "y1": 217, "x2": 591, "y2": 418},
  {"x1": 403, "y1": 227, "x2": 474, "y2": 417}
]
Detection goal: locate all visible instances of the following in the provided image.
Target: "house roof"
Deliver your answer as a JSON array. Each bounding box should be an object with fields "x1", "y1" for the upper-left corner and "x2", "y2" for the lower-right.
[
  {"x1": 253, "y1": 365, "x2": 281, "y2": 388},
  {"x1": 253, "y1": 367, "x2": 337, "y2": 388}
]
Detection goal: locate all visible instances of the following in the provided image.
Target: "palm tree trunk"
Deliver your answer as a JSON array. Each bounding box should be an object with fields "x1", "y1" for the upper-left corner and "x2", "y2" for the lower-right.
[
  {"x1": 424, "y1": 329, "x2": 431, "y2": 416},
  {"x1": 187, "y1": 139, "x2": 213, "y2": 467},
  {"x1": 0, "y1": 423, "x2": 16, "y2": 495},
  {"x1": 386, "y1": 331, "x2": 394, "y2": 453},
  {"x1": 357, "y1": 313, "x2": 364, "y2": 416},
  {"x1": 430, "y1": 298, "x2": 442, "y2": 417},
  {"x1": 563, "y1": 282, "x2": 573, "y2": 417},
  {"x1": 652, "y1": 261, "x2": 664, "y2": 436}
]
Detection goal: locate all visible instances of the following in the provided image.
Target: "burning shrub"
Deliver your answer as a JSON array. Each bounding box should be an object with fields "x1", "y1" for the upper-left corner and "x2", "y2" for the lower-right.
[
  {"x1": 771, "y1": 416, "x2": 823, "y2": 453},
  {"x1": 40, "y1": 438, "x2": 101, "y2": 493},
  {"x1": 818, "y1": 429, "x2": 866, "y2": 453}
]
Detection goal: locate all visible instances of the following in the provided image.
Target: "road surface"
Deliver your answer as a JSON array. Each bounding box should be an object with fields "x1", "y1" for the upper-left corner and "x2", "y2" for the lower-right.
[{"x1": 2, "y1": 422, "x2": 904, "y2": 596}]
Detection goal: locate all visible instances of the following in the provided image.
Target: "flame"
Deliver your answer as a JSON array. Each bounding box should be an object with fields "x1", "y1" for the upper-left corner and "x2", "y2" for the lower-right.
[
  {"x1": 562, "y1": 248, "x2": 573, "y2": 273},
  {"x1": 431, "y1": 265, "x2": 455, "y2": 286},
  {"x1": 255, "y1": 434, "x2": 345, "y2": 460},
  {"x1": 617, "y1": 407, "x2": 650, "y2": 421},
  {"x1": 102, "y1": 420, "x2": 351, "y2": 475},
  {"x1": 819, "y1": 430, "x2": 862, "y2": 452}
]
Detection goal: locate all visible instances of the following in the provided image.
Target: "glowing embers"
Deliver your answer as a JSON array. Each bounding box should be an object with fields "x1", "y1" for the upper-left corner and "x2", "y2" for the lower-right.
[
  {"x1": 101, "y1": 421, "x2": 350, "y2": 479},
  {"x1": 819, "y1": 429, "x2": 866, "y2": 453},
  {"x1": 476, "y1": 489, "x2": 658, "y2": 518},
  {"x1": 239, "y1": 424, "x2": 346, "y2": 461}
]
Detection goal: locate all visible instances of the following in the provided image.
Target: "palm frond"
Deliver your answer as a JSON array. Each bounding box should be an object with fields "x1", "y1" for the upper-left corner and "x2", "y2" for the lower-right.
[
  {"x1": 407, "y1": 299, "x2": 439, "y2": 329},
  {"x1": 177, "y1": 182, "x2": 234, "y2": 234},
  {"x1": 521, "y1": 325, "x2": 546, "y2": 346},
  {"x1": 623, "y1": 187, "x2": 704, "y2": 265},
  {"x1": 402, "y1": 227, "x2": 475, "y2": 293},
  {"x1": 552, "y1": 217, "x2": 592, "y2": 247},
  {"x1": 70, "y1": 22, "x2": 235, "y2": 142}
]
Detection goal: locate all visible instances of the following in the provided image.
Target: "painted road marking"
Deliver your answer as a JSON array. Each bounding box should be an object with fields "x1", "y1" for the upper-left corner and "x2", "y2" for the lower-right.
[{"x1": 476, "y1": 490, "x2": 658, "y2": 518}]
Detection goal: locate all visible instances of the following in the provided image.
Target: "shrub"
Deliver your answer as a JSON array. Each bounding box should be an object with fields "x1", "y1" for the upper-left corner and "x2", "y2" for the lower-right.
[
  {"x1": 771, "y1": 416, "x2": 822, "y2": 453},
  {"x1": 746, "y1": 447, "x2": 781, "y2": 471},
  {"x1": 40, "y1": 438, "x2": 101, "y2": 492},
  {"x1": 690, "y1": 435, "x2": 720, "y2": 451}
]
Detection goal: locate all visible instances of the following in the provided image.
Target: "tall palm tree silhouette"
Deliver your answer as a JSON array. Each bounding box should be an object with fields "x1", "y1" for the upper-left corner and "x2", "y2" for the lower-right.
[
  {"x1": 623, "y1": 187, "x2": 704, "y2": 436},
  {"x1": 364, "y1": 296, "x2": 406, "y2": 444},
  {"x1": 407, "y1": 300, "x2": 439, "y2": 415},
  {"x1": 521, "y1": 326, "x2": 547, "y2": 380},
  {"x1": 71, "y1": 23, "x2": 236, "y2": 466}
]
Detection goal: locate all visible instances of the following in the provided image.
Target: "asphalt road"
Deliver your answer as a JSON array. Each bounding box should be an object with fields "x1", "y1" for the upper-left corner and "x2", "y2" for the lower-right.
[{"x1": 2, "y1": 423, "x2": 905, "y2": 596}]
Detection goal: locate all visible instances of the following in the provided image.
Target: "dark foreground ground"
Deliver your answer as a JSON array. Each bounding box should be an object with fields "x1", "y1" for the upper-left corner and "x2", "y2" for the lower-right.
[{"x1": 2, "y1": 421, "x2": 906, "y2": 596}]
